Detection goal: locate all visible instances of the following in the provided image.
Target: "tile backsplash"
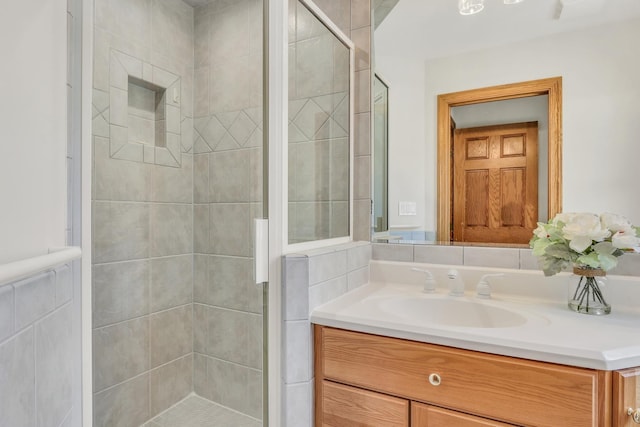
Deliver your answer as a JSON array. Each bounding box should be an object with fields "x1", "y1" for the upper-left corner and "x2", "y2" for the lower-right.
[{"x1": 373, "y1": 243, "x2": 640, "y2": 276}]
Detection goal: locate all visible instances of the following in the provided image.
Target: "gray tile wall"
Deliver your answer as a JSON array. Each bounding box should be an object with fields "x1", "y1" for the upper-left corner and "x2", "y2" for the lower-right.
[
  {"x1": 92, "y1": 1, "x2": 195, "y2": 425},
  {"x1": 372, "y1": 243, "x2": 640, "y2": 276},
  {"x1": 282, "y1": 241, "x2": 371, "y2": 427},
  {"x1": 0, "y1": 265, "x2": 74, "y2": 427},
  {"x1": 191, "y1": 0, "x2": 265, "y2": 421}
]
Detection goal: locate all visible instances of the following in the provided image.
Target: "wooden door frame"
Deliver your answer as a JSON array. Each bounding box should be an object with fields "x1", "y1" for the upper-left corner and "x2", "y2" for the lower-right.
[{"x1": 436, "y1": 77, "x2": 563, "y2": 242}]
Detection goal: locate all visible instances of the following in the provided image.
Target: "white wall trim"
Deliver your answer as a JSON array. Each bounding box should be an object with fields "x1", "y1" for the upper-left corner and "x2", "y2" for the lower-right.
[{"x1": 0, "y1": 247, "x2": 81, "y2": 288}]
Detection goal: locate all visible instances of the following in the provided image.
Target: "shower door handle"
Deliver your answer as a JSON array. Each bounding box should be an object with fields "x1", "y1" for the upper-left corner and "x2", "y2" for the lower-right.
[{"x1": 254, "y1": 218, "x2": 269, "y2": 284}]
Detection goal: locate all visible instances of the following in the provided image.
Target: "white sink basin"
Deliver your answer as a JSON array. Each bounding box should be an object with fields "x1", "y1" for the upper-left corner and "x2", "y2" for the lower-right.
[{"x1": 376, "y1": 296, "x2": 528, "y2": 328}]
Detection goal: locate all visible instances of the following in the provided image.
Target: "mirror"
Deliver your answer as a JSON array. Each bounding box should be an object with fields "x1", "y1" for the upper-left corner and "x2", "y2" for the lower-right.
[
  {"x1": 436, "y1": 78, "x2": 562, "y2": 243},
  {"x1": 373, "y1": 0, "x2": 640, "y2": 245},
  {"x1": 288, "y1": 0, "x2": 353, "y2": 245},
  {"x1": 373, "y1": 74, "x2": 389, "y2": 233}
]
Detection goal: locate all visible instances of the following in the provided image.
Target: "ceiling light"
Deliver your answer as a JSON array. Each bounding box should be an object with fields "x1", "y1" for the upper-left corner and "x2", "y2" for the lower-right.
[
  {"x1": 504, "y1": 0, "x2": 524, "y2": 4},
  {"x1": 459, "y1": 0, "x2": 485, "y2": 15}
]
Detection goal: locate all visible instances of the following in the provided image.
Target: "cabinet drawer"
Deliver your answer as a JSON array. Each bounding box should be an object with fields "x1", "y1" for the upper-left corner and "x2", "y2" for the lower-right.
[
  {"x1": 412, "y1": 401, "x2": 515, "y2": 426},
  {"x1": 316, "y1": 326, "x2": 609, "y2": 427},
  {"x1": 320, "y1": 380, "x2": 409, "y2": 427}
]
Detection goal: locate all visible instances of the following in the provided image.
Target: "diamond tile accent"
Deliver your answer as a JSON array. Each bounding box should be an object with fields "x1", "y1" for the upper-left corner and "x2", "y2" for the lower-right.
[
  {"x1": 244, "y1": 107, "x2": 263, "y2": 127},
  {"x1": 196, "y1": 116, "x2": 226, "y2": 150},
  {"x1": 288, "y1": 122, "x2": 306, "y2": 143},
  {"x1": 292, "y1": 99, "x2": 329, "y2": 140},
  {"x1": 215, "y1": 111, "x2": 239, "y2": 129},
  {"x1": 228, "y1": 111, "x2": 256, "y2": 146},
  {"x1": 289, "y1": 99, "x2": 307, "y2": 121},
  {"x1": 214, "y1": 132, "x2": 241, "y2": 151}
]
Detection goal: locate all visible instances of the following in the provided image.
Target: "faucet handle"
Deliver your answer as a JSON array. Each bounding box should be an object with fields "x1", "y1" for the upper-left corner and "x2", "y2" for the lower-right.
[
  {"x1": 476, "y1": 273, "x2": 504, "y2": 299},
  {"x1": 446, "y1": 269, "x2": 465, "y2": 296},
  {"x1": 411, "y1": 268, "x2": 436, "y2": 293}
]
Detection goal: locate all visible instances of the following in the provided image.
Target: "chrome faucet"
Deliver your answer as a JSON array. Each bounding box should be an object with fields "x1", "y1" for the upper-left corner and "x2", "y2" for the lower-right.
[
  {"x1": 475, "y1": 273, "x2": 505, "y2": 299},
  {"x1": 446, "y1": 269, "x2": 465, "y2": 296}
]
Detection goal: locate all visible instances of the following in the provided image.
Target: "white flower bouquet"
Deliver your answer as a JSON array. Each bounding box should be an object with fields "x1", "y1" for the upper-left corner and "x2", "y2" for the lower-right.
[{"x1": 530, "y1": 212, "x2": 640, "y2": 276}]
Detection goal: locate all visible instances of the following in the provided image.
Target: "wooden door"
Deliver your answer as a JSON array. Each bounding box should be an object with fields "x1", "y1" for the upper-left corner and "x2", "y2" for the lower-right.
[
  {"x1": 613, "y1": 368, "x2": 640, "y2": 427},
  {"x1": 453, "y1": 122, "x2": 538, "y2": 244},
  {"x1": 411, "y1": 402, "x2": 515, "y2": 426},
  {"x1": 320, "y1": 381, "x2": 409, "y2": 427}
]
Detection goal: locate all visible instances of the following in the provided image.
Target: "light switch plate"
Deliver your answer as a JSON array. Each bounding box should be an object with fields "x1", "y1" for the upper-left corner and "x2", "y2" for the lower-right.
[{"x1": 399, "y1": 201, "x2": 417, "y2": 216}]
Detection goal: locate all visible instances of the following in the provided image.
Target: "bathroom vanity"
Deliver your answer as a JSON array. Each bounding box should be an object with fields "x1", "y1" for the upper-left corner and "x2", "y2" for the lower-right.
[{"x1": 311, "y1": 261, "x2": 640, "y2": 427}]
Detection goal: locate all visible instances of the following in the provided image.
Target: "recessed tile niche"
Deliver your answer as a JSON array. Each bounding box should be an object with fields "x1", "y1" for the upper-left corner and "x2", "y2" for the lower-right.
[
  {"x1": 109, "y1": 49, "x2": 182, "y2": 167},
  {"x1": 128, "y1": 76, "x2": 167, "y2": 148}
]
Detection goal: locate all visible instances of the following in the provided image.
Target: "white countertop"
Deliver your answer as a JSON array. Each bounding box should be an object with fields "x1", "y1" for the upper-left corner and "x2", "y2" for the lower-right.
[{"x1": 311, "y1": 261, "x2": 640, "y2": 371}]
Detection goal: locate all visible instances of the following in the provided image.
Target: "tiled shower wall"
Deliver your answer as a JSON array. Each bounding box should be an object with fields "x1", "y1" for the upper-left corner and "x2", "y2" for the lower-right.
[
  {"x1": 92, "y1": 1, "x2": 195, "y2": 425},
  {"x1": 0, "y1": 265, "x2": 75, "y2": 427},
  {"x1": 191, "y1": 0, "x2": 264, "y2": 419}
]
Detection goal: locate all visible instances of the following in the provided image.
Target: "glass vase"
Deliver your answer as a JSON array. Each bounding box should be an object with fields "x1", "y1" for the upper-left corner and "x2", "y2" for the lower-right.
[{"x1": 567, "y1": 266, "x2": 611, "y2": 315}]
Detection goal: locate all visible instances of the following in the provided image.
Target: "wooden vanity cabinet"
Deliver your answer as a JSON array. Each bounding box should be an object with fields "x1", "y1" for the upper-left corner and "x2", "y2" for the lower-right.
[
  {"x1": 314, "y1": 325, "x2": 614, "y2": 427},
  {"x1": 613, "y1": 368, "x2": 640, "y2": 427}
]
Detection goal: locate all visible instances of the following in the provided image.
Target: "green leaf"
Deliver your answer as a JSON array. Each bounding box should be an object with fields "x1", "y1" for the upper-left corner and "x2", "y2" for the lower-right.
[
  {"x1": 544, "y1": 243, "x2": 574, "y2": 261},
  {"x1": 576, "y1": 252, "x2": 600, "y2": 268},
  {"x1": 541, "y1": 257, "x2": 567, "y2": 276},
  {"x1": 598, "y1": 253, "x2": 618, "y2": 271},
  {"x1": 594, "y1": 241, "x2": 616, "y2": 256}
]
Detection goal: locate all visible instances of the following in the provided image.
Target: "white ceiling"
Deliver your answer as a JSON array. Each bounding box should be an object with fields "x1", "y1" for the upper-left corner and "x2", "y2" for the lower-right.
[{"x1": 375, "y1": 0, "x2": 640, "y2": 59}]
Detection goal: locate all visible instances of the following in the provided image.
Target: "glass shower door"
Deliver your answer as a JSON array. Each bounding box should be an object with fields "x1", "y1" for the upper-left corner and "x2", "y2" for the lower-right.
[{"x1": 191, "y1": 0, "x2": 268, "y2": 424}]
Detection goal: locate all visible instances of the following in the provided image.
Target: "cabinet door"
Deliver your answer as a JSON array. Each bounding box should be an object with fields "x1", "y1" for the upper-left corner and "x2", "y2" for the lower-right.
[
  {"x1": 320, "y1": 380, "x2": 409, "y2": 427},
  {"x1": 614, "y1": 368, "x2": 640, "y2": 427},
  {"x1": 411, "y1": 401, "x2": 515, "y2": 427}
]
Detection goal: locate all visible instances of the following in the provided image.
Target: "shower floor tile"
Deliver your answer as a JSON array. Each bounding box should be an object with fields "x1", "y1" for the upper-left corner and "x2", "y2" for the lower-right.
[{"x1": 144, "y1": 394, "x2": 261, "y2": 427}]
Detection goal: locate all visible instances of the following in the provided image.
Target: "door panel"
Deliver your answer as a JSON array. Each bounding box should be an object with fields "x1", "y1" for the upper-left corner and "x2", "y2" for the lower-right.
[
  {"x1": 453, "y1": 122, "x2": 538, "y2": 244},
  {"x1": 412, "y1": 402, "x2": 515, "y2": 427}
]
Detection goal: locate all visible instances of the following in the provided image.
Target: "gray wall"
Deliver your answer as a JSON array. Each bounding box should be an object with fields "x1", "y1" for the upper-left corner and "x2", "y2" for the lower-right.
[
  {"x1": 92, "y1": 0, "x2": 195, "y2": 425},
  {"x1": 0, "y1": 265, "x2": 75, "y2": 427}
]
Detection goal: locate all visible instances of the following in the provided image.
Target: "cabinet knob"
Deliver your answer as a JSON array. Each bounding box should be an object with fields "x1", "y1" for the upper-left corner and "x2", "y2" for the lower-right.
[
  {"x1": 428, "y1": 373, "x2": 442, "y2": 386},
  {"x1": 627, "y1": 408, "x2": 640, "y2": 423}
]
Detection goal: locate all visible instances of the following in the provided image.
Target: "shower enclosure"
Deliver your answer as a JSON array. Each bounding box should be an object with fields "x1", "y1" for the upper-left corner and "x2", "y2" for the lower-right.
[
  {"x1": 91, "y1": 0, "x2": 266, "y2": 425},
  {"x1": 90, "y1": 0, "x2": 366, "y2": 424}
]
